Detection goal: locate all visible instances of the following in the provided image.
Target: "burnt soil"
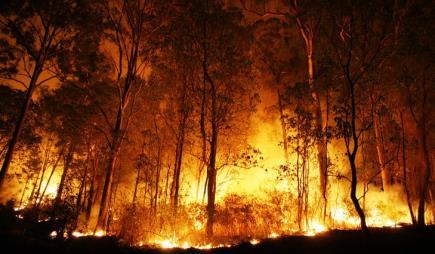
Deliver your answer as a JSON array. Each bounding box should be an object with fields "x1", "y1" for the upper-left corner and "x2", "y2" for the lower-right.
[
  {"x1": 1, "y1": 204, "x2": 433, "y2": 254},
  {"x1": 0, "y1": 225, "x2": 434, "y2": 254}
]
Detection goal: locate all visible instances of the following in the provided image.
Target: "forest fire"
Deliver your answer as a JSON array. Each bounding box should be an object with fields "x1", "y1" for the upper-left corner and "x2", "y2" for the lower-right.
[
  {"x1": 71, "y1": 230, "x2": 106, "y2": 238},
  {"x1": 0, "y1": 0, "x2": 433, "y2": 253}
]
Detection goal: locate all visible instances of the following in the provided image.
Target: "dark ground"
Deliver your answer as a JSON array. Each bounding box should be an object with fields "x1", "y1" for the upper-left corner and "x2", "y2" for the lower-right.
[
  {"x1": 1, "y1": 204, "x2": 433, "y2": 254},
  {"x1": 0, "y1": 226, "x2": 434, "y2": 254}
]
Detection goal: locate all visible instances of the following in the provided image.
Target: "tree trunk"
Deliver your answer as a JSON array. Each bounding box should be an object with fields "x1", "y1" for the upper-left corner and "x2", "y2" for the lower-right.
[
  {"x1": 0, "y1": 63, "x2": 43, "y2": 192},
  {"x1": 172, "y1": 131, "x2": 185, "y2": 213},
  {"x1": 132, "y1": 167, "x2": 141, "y2": 206},
  {"x1": 171, "y1": 96, "x2": 188, "y2": 213},
  {"x1": 417, "y1": 123, "x2": 431, "y2": 227},
  {"x1": 348, "y1": 79, "x2": 368, "y2": 233},
  {"x1": 96, "y1": 138, "x2": 120, "y2": 231},
  {"x1": 206, "y1": 126, "x2": 218, "y2": 238},
  {"x1": 198, "y1": 71, "x2": 208, "y2": 201},
  {"x1": 35, "y1": 148, "x2": 63, "y2": 208},
  {"x1": 349, "y1": 154, "x2": 368, "y2": 232},
  {"x1": 400, "y1": 112, "x2": 416, "y2": 225},
  {"x1": 374, "y1": 113, "x2": 391, "y2": 191},
  {"x1": 19, "y1": 174, "x2": 31, "y2": 208},
  {"x1": 33, "y1": 141, "x2": 53, "y2": 206},
  {"x1": 86, "y1": 152, "x2": 98, "y2": 222},
  {"x1": 297, "y1": 26, "x2": 328, "y2": 211},
  {"x1": 277, "y1": 89, "x2": 289, "y2": 164},
  {"x1": 204, "y1": 66, "x2": 218, "y2": 237},
  {"x1": 53, "y1": 144, "x2": 74, "y2": 211},
  {"x1": 154, "y1": 144, "x2": 161, "y2": 216}
]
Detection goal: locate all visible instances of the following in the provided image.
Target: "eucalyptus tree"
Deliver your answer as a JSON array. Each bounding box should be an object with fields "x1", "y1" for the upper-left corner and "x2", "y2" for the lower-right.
[
  {"x1": 91, "y1": 0, "x2": 174, "y2": 231},
  {"x1": 0, "y1": 0, "x2": 94, "y2": 193},
  {"x1": 327, "y1": 0, "x2": 397, "y2": 232}
]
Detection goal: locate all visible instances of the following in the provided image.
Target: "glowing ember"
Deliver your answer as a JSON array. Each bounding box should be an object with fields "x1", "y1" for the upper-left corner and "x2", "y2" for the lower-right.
[
  {"x1": 269, "y1": 232, "x2": 279, "y2": 238},
  {"x1": 94, "y1": 230, "x2": 105, "y2": 237},
  {"x1": 71, "y1": 230, "x2": 105, "y2": 238},
  {"x1": 196, "y1": 243, "x2": 213, "y2": 250},
  {"x1": 310, "y1": 221, "x2": 327, "y2": 234},
  {"x1": 149, "y1": 239, "x2": 222, "y2": 250},
  {"x1": 194, "y1": 220, "x2": 203, "y2": 230},
  {"x1": 49, "y1": 231, "x2": 57, "y2": 239},
  {"x1": 72, "y1": 231, "x2": 85, "y2": 237},
  {"x1": 181, "y1": 242, "x2": 190, "y2": 249},
  {"x1": 250, "y1": 239, "x2": 260, "y2": 245},
  {"x1": 158, "y1": 240, "x2": 178, "y2": 249}
]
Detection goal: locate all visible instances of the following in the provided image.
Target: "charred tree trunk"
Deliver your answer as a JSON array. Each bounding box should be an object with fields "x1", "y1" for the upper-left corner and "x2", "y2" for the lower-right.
[
  {"x1": 408, "y1": 81, "x2": 431, "y2": 227},
  {"x1": 347, "y1": 78, "x2": 368, "y2": 233},
  {"x1": 277, "y1": 89, "x2": 289, "y2": 164},
  {"x1": 171, "y1": 79, "x2": 189, "y2": 214},
  {"x1": 206, "y1": 123, "x2": 218, "y2": 238},
  {"x1": 374, "y1": 113, "x2": 391, "y2": 191},
  {"x1": 295, "y1": 20, "x2": 328, "y2": 211},
  {"x1": 202, "y1": 0, "x2": 218, "y2": 238},
  {"x1": 35, "y1": 148, "x2": 63, "y2": 208},
  {"x1": 400, "y1": 112, "x2": 416, "y2": 225},
  {"x1": 132, "y1": 167, "x2": 141, "y2": 206},
  {"x1": 0, "y1": 60, "x2": 44, "y2": 192},
  {"x1": 86, "y1": 151, "x2": 99, "y2": 222},
  {"x1": 198, "y1": 72, "x2": 208, "y2": 201},
  {"x1": 33, "y1": 141, "x2": 52, "y2": 205},
  {"x1": 53, "y1": 144, "x2": 75, "y2": 212},
  {"x1": 417, "y1": 119, "x2": 431, "y2": 227},
  {"x1": 76, "y1": 149, "x2": 90, "y2": 214},
  {"x1": 171, "y1": 124, "x2": 186, "y2": 213},
  {"x1": 19, "y1": 175, "x2": 30, "y2": 208},
  {"x1": 96, "y1": 131, "x2": 121, "y2": 231},
  {"x1": 154, "y1": 140, "x2": 161, "y2": 216},
  {"x1": 204, "y1": 66, "x2": 218, "y2": 237}
]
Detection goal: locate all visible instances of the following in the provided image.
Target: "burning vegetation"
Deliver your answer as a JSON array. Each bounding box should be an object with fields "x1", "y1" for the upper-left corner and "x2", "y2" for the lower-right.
[{"x1": 0, "y1": 0, "x2": 433, "y2": 252}]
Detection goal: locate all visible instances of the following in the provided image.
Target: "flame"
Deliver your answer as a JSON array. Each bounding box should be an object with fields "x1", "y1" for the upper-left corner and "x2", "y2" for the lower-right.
[
  {"x1": 158, "y1": 240, "x2": 178, "y2": 249},
  {"x1": 49, "y1": 231, "x2": 57, "y2": 239},
  {"x1": 250, "y1": 239, "x2": 260, "y2": 245},
  {"x1": 309, "y1": 221, "x2": 327, "y2": 234},
  {"x1": 94, "y1": 230, "x2": 105, "y2": 237},
  {"x1": 150, "y1": 238, "x2": 220, "y2": 250},
  {"x1": 194, "y1": 220, "x2": 203, "y2": 230},
  {"x1": 71, "y1": 230, "x2": 105, "y2": 238},
  {"x1": 268, "y1": 232, "x2": 279, "y2": 238}
]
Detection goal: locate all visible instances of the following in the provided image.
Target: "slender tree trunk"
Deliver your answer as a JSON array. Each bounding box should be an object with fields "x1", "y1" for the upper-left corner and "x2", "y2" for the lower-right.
[
  {"x1": 198, "y1": 71, "x2": 208, "y2": 201},
  {"x1": 53, "y1": 144, "x2": 74, "y2": 211},
  {"x1": 204, "y1": 67, "x2": 218, "y2": 237},
  {"x1": 164, "y1": 165, "x2": 170, "y2": 205},
  {"x1": 347, "y1": 79, "x2": 368, "y2": 232},
  {"x1": 417, "y1": 123, "x2": 431, "y2": 227},
  {"x1": 96, "y1": 137, "x2": 120, "y2": 231},
  {"x1": 400, "y1": 112, "x2": 416, "y2": 225},
  {"x1": 277, "y1": 89, "x2": 289, "y2": 164},
  {"x1": 19, "y1": 174, "x2": 31, "y2": 207},
  {"x1": 107, "y1": 168, "x2": 120, "y2": 232},
  {"x1": 154, "y1": 144, "x2": 161, "y2": 216},
  {"x1": 297, "y1": 26, "x2": 328, "y2": 211},
  {"x1": 132, "y1": 167, "x2": 141, "y2": 206},
  {"x1": 0, "y1": 62, "x2": 43, "y2": 192},
  {"x1": 171, "y1": 99, "x2": 188, "y2": 213},
  {"x1": 34, "y1": 141, "x2": 53, "y2": 206},
  {"x1": 374, "y1": 113, "x2": 391, "y2": 191},
  {"x1": 172, "y1": 132, "x2": 185, "y2": 213},
  {"x1": 28, "y1": 171, "x2": 40, "y2": 206},
  {"x1": 349, "y1": 154, "x2": 368, "y2": 232},
  {"x1": 35, "y1": 148, "x2": 63, "y2": 208},
  {"x1": 206, "y1": 126, "x2": 217, "y2": 238},
  {"x1": 86, "y1": 153, "x2": 98, "y2": 222}
]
